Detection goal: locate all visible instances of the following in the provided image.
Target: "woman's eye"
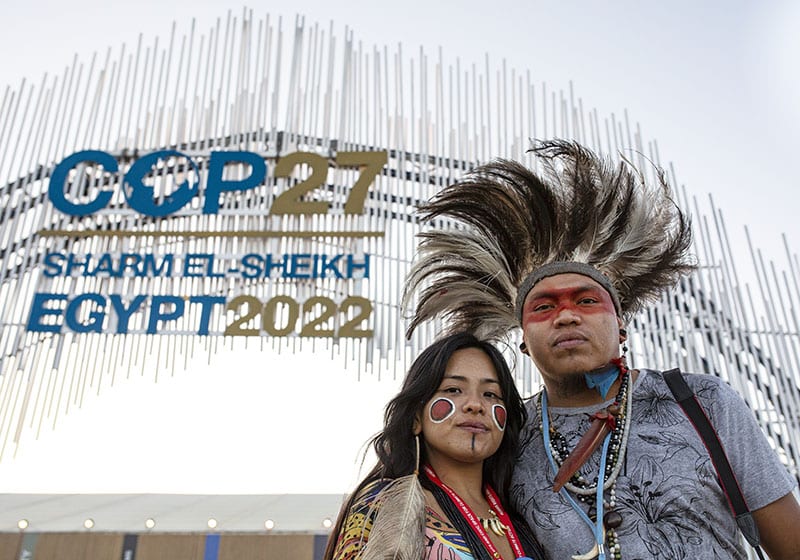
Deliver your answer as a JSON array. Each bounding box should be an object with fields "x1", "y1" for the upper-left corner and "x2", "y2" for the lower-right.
[
  {"x1": 443, "y1": 387, "x2": 461, "y2": 394},
  {"x1": 484, "y1": 391, "x2": 501, "y2": 399}
]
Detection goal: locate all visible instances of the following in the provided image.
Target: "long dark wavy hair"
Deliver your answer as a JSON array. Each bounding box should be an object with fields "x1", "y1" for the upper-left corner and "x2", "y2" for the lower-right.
[{"x1": 323, "y1": 331, "x2": 528, "y2": 560}]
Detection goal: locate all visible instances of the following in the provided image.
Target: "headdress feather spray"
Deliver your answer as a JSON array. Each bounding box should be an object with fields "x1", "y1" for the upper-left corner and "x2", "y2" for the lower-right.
[
  {"x1": 361, "y1": 436, "x2": 426, "y2": 560},
  {"x1": 403, "y1": 139, "x2": 694, "y2": 340}
]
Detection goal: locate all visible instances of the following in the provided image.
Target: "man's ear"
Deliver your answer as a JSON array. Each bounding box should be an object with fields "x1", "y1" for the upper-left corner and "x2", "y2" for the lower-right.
[{"x1": 618, "y1": 317, "x2": 627, "y2": 344}]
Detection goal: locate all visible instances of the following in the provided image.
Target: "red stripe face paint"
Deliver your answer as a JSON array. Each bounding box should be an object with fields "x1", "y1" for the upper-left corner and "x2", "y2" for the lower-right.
[
  {"x1": 429, "y1": 397, "x2": 455, "y2": 423},
  {"x1": 492, "y1": 404, "x2": 507, "y2": 431},
  {"x1": 522, "y1": 285, "x2": 616, "y2": 325}
]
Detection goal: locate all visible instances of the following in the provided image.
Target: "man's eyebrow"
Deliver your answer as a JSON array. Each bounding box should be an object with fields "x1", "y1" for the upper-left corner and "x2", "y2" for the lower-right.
[{"x1": 528, "y1": 285, "x2": 602, "y2": 300}]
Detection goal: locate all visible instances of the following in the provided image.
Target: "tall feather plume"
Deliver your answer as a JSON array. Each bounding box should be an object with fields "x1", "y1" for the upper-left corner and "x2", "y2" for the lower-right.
[
  {"x1": 361, "y1": 437, "x2": 426, "y2": 560},
  {"x1": 403, "y1": 139, "x2": 694, "y2": 339}
]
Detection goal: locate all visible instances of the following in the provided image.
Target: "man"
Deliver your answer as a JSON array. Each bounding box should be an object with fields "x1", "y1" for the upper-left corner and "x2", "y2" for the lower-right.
[{"x1": 403, "y1": 140, "x2": 800, "y2": 559}]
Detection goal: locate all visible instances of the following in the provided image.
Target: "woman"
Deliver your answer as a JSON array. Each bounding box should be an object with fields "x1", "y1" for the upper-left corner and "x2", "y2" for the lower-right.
[{"x1": 325, "y1": 332, "x2": 545, "y2": 560}]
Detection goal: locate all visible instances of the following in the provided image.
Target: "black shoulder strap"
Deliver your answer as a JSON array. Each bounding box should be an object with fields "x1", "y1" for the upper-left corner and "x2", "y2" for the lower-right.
[{"x1": 663, "y1": 368, "x2": 764, "y2": 558}]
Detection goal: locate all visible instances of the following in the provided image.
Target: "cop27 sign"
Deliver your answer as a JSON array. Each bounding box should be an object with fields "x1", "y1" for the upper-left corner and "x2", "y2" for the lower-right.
[
  {"x1": 47, "y1": 149, "x2": 386, "y2": 217},
  {"x1": 28, "y1": 149, "x2": 388, "y2": 337}
]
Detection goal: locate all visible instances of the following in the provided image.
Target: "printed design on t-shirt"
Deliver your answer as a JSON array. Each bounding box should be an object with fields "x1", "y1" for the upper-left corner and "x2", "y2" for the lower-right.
[
  {"x1": 632, "y1": 372, "x2": 718, "y2": 428},
  {"x1": 509, "y1": 477, "x2": 573, "y2": 532},
  {"x1": 614, "y1": 455, "x2": 706, "y2": 559},
  {"x1": 633, "y1": 373, "x2": 721, "y2": 485},
  {"x1": 636, "y1": 428, "x2": 717, "y2": 484}
]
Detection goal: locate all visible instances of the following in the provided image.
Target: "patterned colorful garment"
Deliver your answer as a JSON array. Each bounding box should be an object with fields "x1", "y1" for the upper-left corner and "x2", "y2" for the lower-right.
[{"x1": 331, "y1": 479, "x2": 476, "y2": 560}]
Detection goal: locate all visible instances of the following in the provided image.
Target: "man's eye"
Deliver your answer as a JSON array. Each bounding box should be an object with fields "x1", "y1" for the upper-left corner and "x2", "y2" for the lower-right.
[
  {"x1": 579, "y1": 298, "x2": 598, "y2": 305},
  {"x1": 533, "y1": 304, "x2": 553, "y2": 312}
]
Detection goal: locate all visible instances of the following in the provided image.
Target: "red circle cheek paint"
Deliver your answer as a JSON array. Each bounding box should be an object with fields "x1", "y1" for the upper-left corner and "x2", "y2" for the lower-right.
[
  {"x1": 492, "y1": 404, "x2": 507, "y2": 431},
  {"x1": 429, "y1": 398, "x2": 455, "y2": 423}
]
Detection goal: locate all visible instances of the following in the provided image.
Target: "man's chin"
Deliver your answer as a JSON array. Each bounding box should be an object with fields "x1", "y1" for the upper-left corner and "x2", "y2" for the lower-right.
[{"x1": 550, "y1": 360, "x2": 607, "y2": 378}]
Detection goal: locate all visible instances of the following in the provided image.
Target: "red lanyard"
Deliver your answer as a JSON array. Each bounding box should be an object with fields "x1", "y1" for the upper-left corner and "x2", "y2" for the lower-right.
[{"x1": 423, "y1": 464, "x2": 526, "y2": 559}]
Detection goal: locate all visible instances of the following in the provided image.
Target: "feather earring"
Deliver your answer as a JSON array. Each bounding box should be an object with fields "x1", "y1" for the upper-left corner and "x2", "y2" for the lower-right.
[{"x1": 362, "y1": 435, "x2": 426, "y2": 560}]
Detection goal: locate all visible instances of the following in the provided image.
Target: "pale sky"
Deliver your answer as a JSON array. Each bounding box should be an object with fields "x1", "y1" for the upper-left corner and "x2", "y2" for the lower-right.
[{"x1": 0, "y1": 0, "x2": 798, "y2": 494}]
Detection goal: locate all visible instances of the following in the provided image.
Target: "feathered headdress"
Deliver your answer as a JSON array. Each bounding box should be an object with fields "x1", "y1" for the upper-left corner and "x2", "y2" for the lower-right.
[{"x1": 402, "y1": 139, "x2": 694, "y2": 340}]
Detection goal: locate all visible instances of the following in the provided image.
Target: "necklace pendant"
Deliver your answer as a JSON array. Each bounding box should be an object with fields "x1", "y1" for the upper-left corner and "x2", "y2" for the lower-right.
[
  {"x1": 571, "y1": 539, "x2": 602, "y2": 560},
  {"x1": 553, "y1": 409, "x2": 614, "y2": 492},
  {"x1": 482, "y1": 510, "x2": 508, "y2": 537}
]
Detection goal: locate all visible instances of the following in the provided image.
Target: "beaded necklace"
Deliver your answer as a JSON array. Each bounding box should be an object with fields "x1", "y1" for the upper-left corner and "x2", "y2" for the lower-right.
[{"x1": 538, "y1": 368, "x2": 632, "y2": 560}]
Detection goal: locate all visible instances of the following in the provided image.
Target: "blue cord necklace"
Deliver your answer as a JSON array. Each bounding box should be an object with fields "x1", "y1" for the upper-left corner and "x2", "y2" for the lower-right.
[
  {"x1": 541, "y1": 389, "x2": 610, "y2": 560},
  {"x1": 539, "y1": 368, "x2": 630, "y2": 560}
]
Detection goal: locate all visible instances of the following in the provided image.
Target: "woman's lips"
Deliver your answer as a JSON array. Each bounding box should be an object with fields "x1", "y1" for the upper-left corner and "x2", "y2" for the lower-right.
[{"x1": 457, "y1": 422, "x2": 489, "y2": 433}]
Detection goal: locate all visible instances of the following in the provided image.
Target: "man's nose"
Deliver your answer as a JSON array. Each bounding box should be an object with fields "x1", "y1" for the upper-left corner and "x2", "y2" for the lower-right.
[{"x1": 553, "y1": 305, "x2": 581, "y2": 326}]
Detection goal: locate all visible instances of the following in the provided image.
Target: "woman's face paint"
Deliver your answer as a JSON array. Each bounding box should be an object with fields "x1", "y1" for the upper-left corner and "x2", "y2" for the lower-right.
[
  {"x1": 428, "y1": 397, "x2": 455, "y2": 423},
  {"x1": 492, "y1": 404, "x2": 507, "y2": 431}
]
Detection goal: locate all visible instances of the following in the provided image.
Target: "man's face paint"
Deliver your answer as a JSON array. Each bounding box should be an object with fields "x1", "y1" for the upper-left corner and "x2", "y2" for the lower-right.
[
  {"x1": 522, "y1": 284, "x2": 616, "y2": 325},
  {"x1": 428, "y1": 397, "x2": 456, "y2": 423},
  {"x1": 492, "y1": 404, "x2": 507, "y2": 431}
]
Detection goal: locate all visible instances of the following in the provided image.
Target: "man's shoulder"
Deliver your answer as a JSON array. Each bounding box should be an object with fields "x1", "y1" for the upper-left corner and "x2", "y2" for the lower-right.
[
  {"x1": 635, "y1": 368, "x2": 746, "y2": 413},
  {"x1": 636, "y1": 367, "x2": 732, "y2": 392}
]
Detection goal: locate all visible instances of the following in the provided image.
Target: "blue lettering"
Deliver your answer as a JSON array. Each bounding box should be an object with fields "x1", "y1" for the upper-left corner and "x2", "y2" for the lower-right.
[
  {"x1": 190, "y1": 296, "x2": 226, "y2": 335},
  {"x1": 319, "y1": 255, "x2": 344, "y2": 279},
  {"x1": 183, "y1": 254, "x2": 205, "y2": 277},
  {"x1": 123, "y1": 150, "x2": 200, "y2": 217},
  {"x1": 142, "y1": 254, "x2": 173, "y2": 277},
  {"x1": 207, "y1": 254, "x2": 225, "y2": 278},
  {"x1": 183, "y1": 254, "x2": 221, "y2": 277},
  {"x1": 49, "y1": 149, "x2": 277, "y2": 217},
  {"x1": 28, "y1": 292, "x2": 223, "y2": 334},
  {"x1": 203, "y1": 151, "x2": 267, "y2": 213},
  {"x1": 119, "y1": 254, "x2": 143, "y2": 276},
  {"x1": 109, "y1": 294, "x2": 147, "y2": 333},
  {"x1": 264, "y1": 254, "x2": 288, "y2": 277},
  {"x1": 90, "y1": 253, "x2": 117, "y2": 277},
  {"x1": 65, "y1": 253, "x2": 90, "y2": 276},
  {"x1": 65, "y1": 293, "x2": 105, "y2": 333},
  {"x1": 26, "y1": 293, "x2": 68, "y2": 332},
  {"x1": 347, "y1": 254, "x2": 370, "y2": 278},
  {"x1": 43, "y1": 253, "x2": 66, "y2": 277},
  {"x1": 288, "y1": 254, "x2": 312, "y2": 278},
  {"x1": 147, "y1": 296, "x2": 185, "y2": 334},
  {"x1": 240, "y1": 254, "x2": 263, "y2": 278},
  {"x1": 48, "y1": 150, "x2": 118, "y2": 216}
]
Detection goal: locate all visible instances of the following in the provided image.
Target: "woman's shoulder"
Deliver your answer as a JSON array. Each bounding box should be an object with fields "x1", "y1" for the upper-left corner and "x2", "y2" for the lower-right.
[{"x1": 331, "y1": 479, "x2": 394, "y2": 560}]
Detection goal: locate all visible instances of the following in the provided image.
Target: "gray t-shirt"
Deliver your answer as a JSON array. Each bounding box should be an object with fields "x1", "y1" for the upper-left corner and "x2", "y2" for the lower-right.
[{"x1": 511, "y1": 369, "x2": 797, "y2": 560}]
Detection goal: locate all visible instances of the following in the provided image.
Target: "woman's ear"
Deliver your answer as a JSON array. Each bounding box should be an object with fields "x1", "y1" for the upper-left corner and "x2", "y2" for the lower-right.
[{"x1": 413, "y1": 413, "x2": 422, "y2": 436}]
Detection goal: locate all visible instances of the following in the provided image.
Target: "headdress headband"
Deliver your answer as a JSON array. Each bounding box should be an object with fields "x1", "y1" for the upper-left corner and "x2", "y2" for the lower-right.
[{"x1": 402, "y1": 139, "x2": 694, "y2": 341}]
